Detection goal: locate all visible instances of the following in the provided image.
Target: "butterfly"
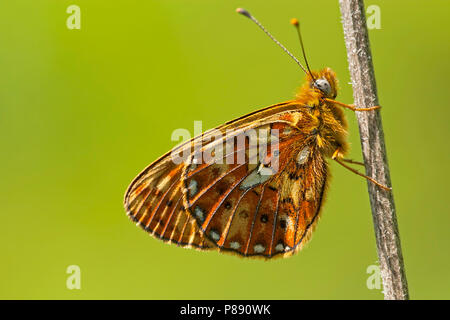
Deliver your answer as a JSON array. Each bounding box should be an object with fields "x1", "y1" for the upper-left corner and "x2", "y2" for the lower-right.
[{"x1": 123, "y1": 8, "x2": 390, "y2": 259}]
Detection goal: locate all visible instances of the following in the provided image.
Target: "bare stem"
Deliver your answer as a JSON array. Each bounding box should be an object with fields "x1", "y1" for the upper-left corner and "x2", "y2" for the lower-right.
[{"x1": 338, "y1": 0, "x2": 409, "y2": 300}]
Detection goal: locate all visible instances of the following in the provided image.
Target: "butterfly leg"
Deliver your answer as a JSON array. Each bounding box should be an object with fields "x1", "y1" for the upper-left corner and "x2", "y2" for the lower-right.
[
  {"x1": 324, "y1": 98, "x2": 381, "y2": 112},
  {"x1": 341, "y1": 158, "x2": 365, "y2": 167},
  {"x1": 332, "y1": 150, "x2": 391, "y2": 191},
  {"x1": 331, "y1": 149, "x2": 364, "y2": 166}
]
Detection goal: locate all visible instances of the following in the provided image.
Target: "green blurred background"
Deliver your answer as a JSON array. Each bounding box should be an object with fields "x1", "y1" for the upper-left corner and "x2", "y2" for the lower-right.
[{"x1": 1, "y1": 0, "x2": 449, "y2": 299}]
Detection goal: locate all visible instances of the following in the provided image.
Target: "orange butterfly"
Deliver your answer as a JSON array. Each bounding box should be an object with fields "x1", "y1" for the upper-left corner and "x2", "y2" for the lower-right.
[{"x1": 123, "y1": 8, "x2": 390, "y2": 259}]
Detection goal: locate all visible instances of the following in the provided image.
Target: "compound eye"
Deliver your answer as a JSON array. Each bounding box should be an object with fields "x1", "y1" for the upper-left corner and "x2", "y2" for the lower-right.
[{"x1": 313, "y1": 78, "x2": 331, "y2": 96}]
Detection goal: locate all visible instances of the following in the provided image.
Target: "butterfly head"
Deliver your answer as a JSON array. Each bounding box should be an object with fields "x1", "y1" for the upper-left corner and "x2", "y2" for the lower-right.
[{"x1": 308, "y1": 67, "x2": 338, "y2": 99}]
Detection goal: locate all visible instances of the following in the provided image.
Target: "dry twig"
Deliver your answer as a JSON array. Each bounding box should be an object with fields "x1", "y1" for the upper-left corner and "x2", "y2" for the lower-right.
[{"x1": 338, "y1": 0, "x2": 409, "y2": 300}]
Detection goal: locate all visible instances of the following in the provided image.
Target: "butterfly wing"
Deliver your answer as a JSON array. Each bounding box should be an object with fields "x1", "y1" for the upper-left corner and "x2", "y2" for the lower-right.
[
  {"x1": 124, "y1": 101, "x2": 294, "y2": 249},
  {"x1": 270, "y1": 143, "x2": 328, "y2": 257},
  {"x1": 125, "y1": 154, "x2": 214, "y2": 249},
  {"x1": 125, "y1": 100, "x2": 328, "y2": 257}
]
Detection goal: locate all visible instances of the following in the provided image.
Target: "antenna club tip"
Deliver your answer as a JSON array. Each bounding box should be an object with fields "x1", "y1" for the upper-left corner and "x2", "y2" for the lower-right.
[
  {"x1": 236, "y1": 8, "x2": 251, "y2": 18},
  {"x1": 290, "y1": 18, "x2": 299, "y2": 26}
]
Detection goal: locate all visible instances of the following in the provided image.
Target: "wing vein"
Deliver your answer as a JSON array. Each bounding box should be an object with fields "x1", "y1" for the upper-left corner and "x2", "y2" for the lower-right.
[
  {"x1": 244, "y1": 185, "x2": 267, "y2": 255},
  {"x1": 269, "y1": 189, "x2": 281, "y2": 256},
  {"x1": 201, "y1": 168, "x2": 254, "y2": 231},
  {"x1": 160, "y1": 194, "x2": 183, "y2": 238},
  {"x1": 145, "y1": 177, "x2": 181, "y2": 228},
  {"x1": 219, "y1": 188, "x2": 252, "y2": 248}
]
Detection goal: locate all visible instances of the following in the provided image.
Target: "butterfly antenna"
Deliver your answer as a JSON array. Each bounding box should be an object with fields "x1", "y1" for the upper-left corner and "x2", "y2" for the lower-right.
[
  {"x1": 290, "y1": 18, "x2": 316, "y2": 82},
  {"x1": 236, "y1": 8, "x2": 308, "y2": 75}
]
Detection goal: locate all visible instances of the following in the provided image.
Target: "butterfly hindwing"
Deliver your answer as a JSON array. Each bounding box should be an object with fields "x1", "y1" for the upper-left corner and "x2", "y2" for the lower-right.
[
  {"x1": 273, "y1": 144, "x2": 328, "y2": 255},
  {"x1": 181, "y1": 115, "x2": 328, "y2": 258}
]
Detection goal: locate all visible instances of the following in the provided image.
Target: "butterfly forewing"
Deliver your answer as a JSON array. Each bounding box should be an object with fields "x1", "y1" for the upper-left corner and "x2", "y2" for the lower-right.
[{"x1": 124, "y1": 155, "x2": 213, "y2": 249}]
